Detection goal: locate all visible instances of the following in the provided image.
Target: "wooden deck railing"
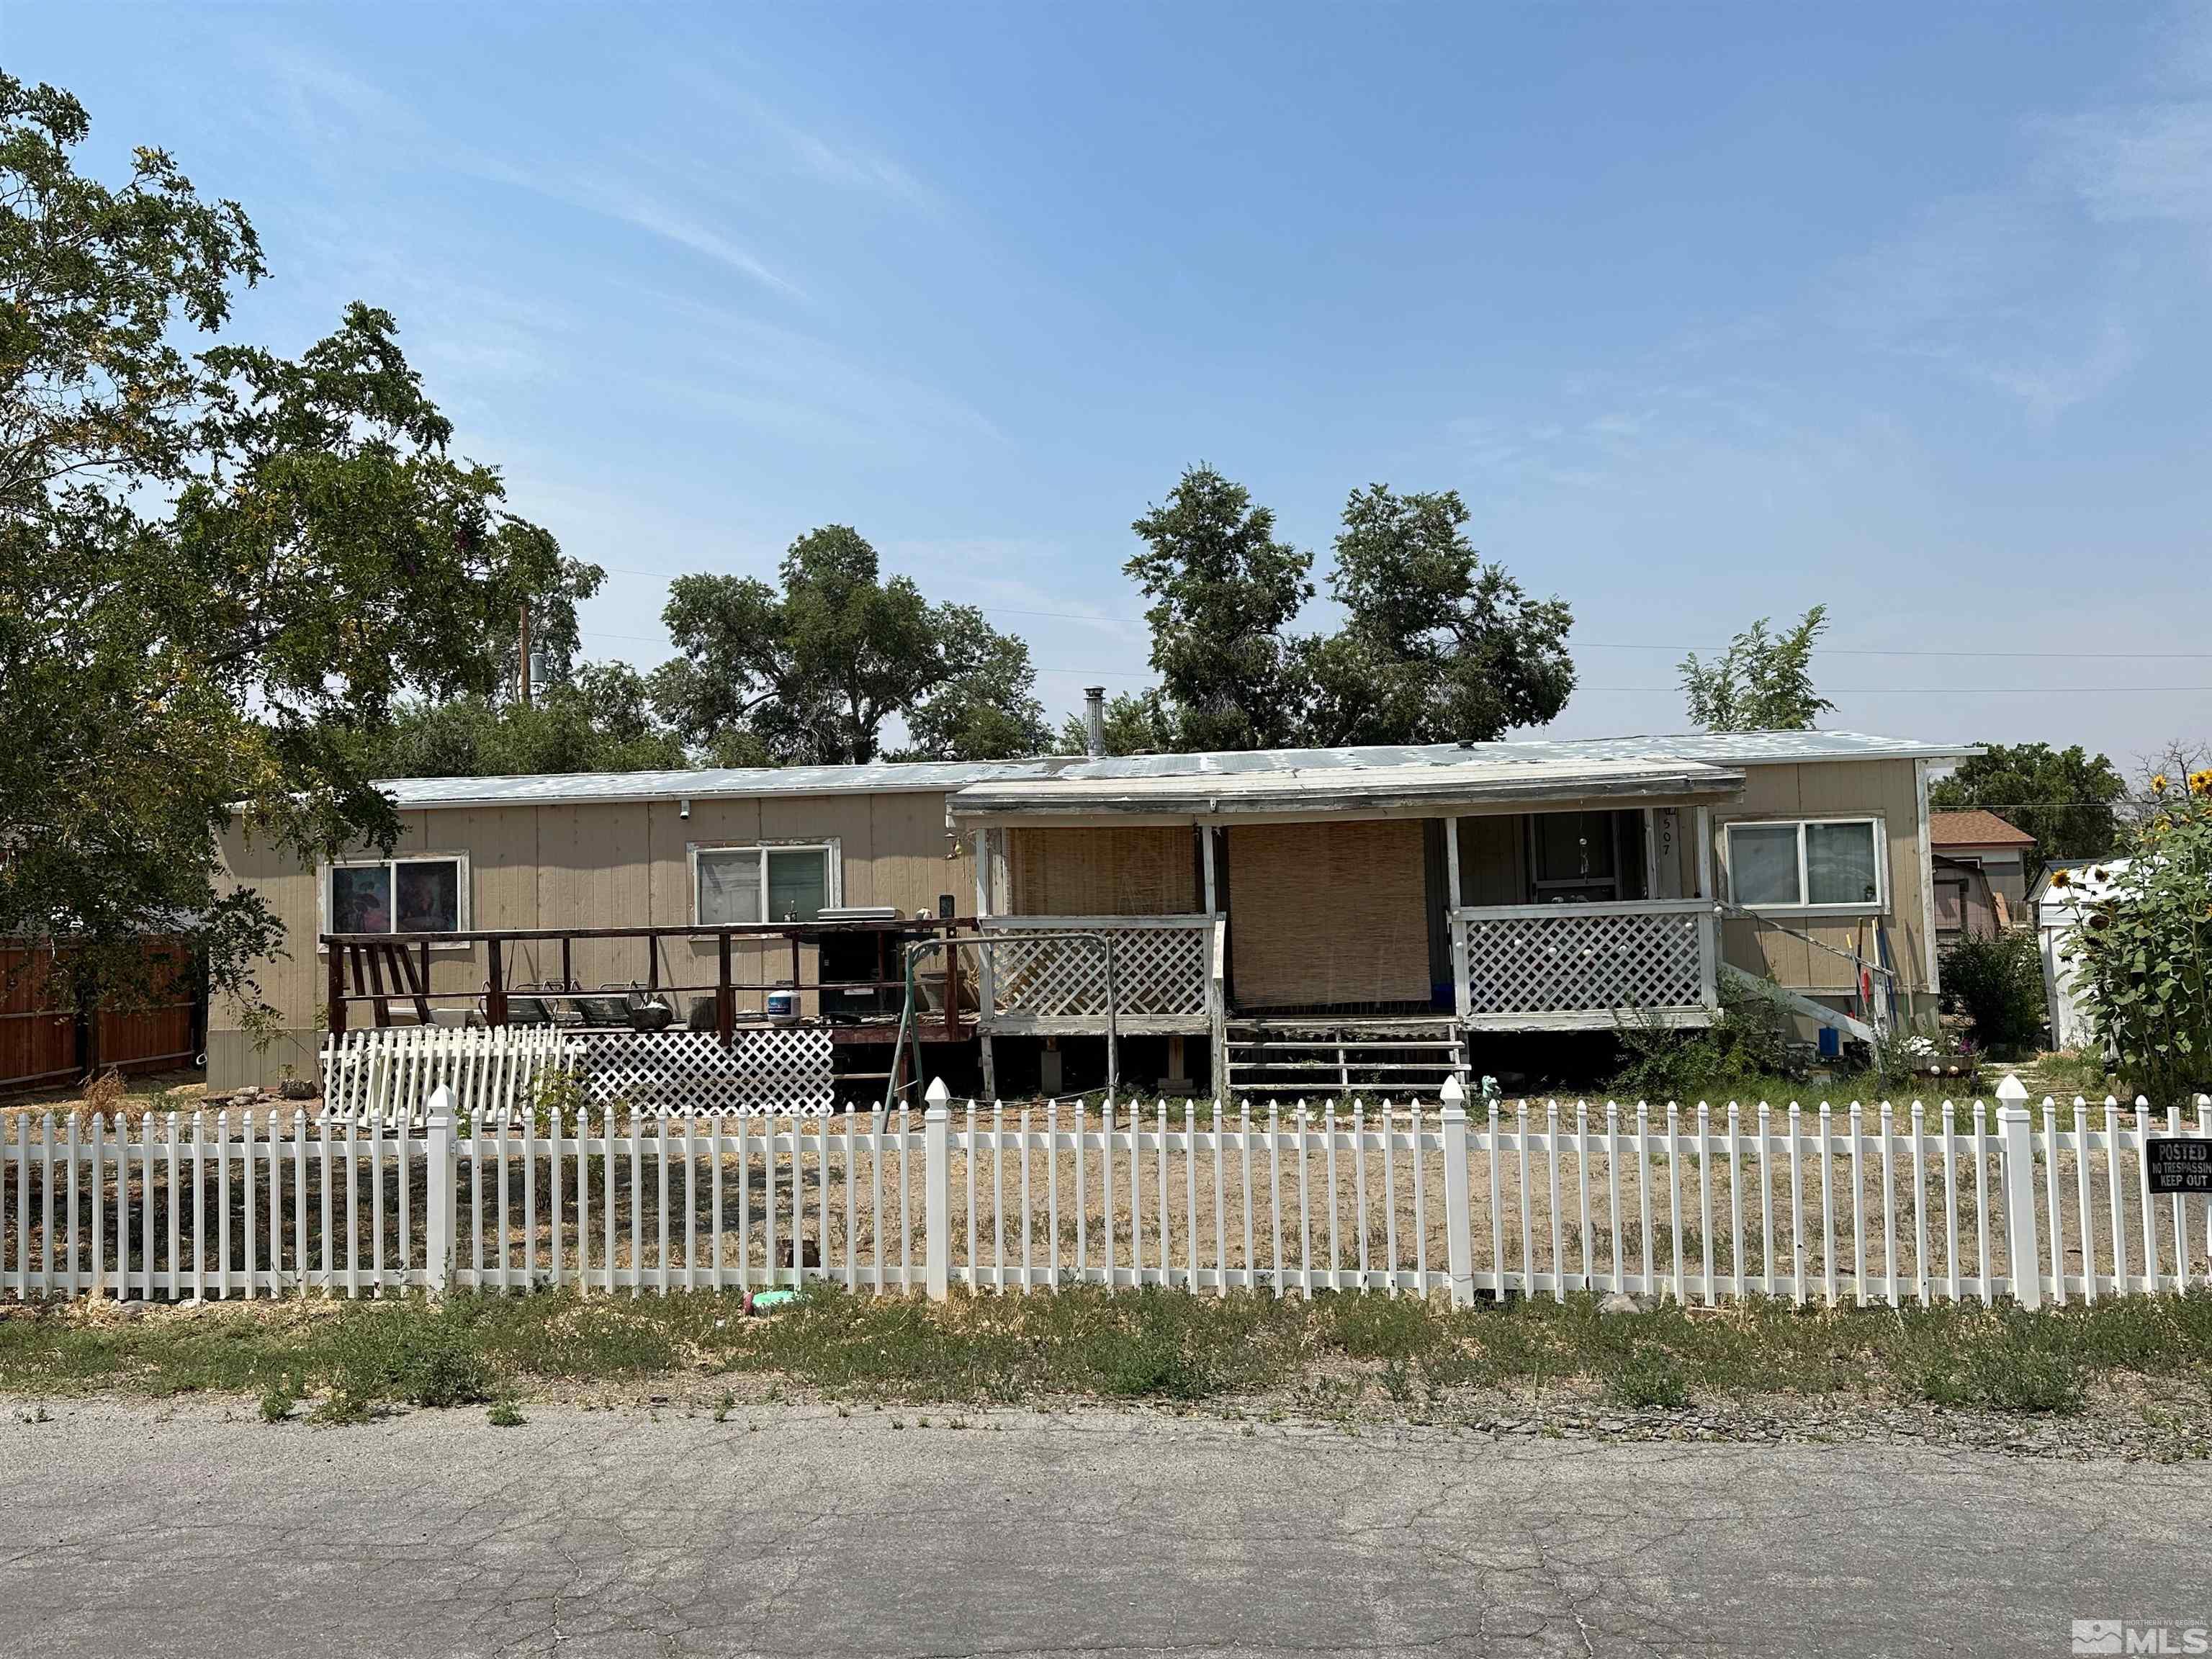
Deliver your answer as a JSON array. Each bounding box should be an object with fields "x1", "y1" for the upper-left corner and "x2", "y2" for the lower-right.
[{"x1": 320, "y1": 918, "x2": 980, "y2": 1047}]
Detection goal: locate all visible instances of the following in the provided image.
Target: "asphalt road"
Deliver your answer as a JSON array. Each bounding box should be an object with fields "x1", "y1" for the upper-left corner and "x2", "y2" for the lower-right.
[{"x1": 0, "y1": 1398, "x2": 2201, "y2": 1658}]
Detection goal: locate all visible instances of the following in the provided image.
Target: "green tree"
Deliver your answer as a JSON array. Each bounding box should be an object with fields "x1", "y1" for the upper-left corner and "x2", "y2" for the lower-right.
[
  {"x1": 895, "y1": 605, "x2": 1050, "y2": 761},
  {"x1": 1678, "y1": 606, "x2": 1835, "y2": 732},
  {"x1": 0, "y1": 75, "x2": 567, "y2": 1020},
  {"x1": 1055, "y1": 689, "x2": 1177, "y2": 757},
  {"x1": 1299, "y1": 484, "x2": 1575, "y2": 746},
  {"x1": 652, "y1": 525, "x2": 1044, "y2": 765},
  {"x1": 1930, "y1": 742, "x2": 2126, "y2": 863},
  {"x1": 1126, "y1": 464, "x2": 1312, "y2": 752},
  {"x1": 361, "y1": 663, "x2": 689, "y2": 778}
]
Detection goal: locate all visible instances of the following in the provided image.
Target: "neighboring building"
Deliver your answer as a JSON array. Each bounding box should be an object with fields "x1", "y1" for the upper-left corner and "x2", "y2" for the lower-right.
[
  {"x1": 1928, "y1": 809, "x2": 2036, "y2": 941},
  {"x1": 210, "y1": 728, "x2": 1972, "y2": 1096},
  {"x1": 2033, "y1": 858, "x2": 2126, "y2": 1049}
]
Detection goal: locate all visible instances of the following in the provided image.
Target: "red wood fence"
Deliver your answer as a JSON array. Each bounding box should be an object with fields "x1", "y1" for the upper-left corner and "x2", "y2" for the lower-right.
[{"x1": 0, "y1": 940, "x2": 200, "y2": 1093}]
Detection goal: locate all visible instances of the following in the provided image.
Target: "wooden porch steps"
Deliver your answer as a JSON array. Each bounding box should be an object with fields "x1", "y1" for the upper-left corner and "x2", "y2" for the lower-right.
[{"x1": 1223, "y1": 1021, "x2": 1469, "y2": 1100}]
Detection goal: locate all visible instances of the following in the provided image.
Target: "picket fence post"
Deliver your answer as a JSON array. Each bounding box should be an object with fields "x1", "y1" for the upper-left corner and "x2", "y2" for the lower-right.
[
  {"x1": 1995, "y1": 1075, "x2": 2041, "y2": 1310},
  {"x1": 1439, "y1": 1076, "x2": 1474, "y2": 1307},
  {"x1": 425, "y1": 1087, "x2": 456, "y2": 1301},
  {"x1": 924, "y1": 1078, "x2": 951, "y2": 1302}
]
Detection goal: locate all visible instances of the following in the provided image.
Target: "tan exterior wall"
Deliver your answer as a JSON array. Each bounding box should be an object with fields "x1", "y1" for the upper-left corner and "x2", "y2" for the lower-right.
[
  {"x1": 211, "y1": 792, "x2": 971, "y2": 1089},
  {"x1": 1005, "y1": 827, "x2": 1200, "y2": 916},
  {"x1": 1226, "y1": 821, "x2": 1430, "y2": 1008},
  {"x1": 1712, "y1": 759, "x2": 1931, "y2": 999}
]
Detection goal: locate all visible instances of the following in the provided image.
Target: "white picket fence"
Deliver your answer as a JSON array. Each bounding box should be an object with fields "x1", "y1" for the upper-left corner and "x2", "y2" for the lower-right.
[
  {"x1": 4, "y1": 1078, "x2": 2207, "y2": 1306},
  {"x1": 321, "y1": 1026, "x2": 577, "y2": 1132}
]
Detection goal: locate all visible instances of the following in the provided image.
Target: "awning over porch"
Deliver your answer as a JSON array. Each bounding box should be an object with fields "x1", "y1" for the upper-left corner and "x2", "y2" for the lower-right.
[{"x1": 949, "y1": 753, "x2": 1743, "y2": 824}]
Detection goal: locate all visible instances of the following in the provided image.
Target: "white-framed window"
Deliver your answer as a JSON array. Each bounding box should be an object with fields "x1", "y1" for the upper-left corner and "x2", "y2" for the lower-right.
[
  {"x1": 320, "y1": 853, "x2": 471, "y2": 941},
  {"x1": 1723, "y1": 818, "x2": 1885, "y2": 912},
  {"x1": 690, "y1": 841, "x2": 840, "y2": 925}
]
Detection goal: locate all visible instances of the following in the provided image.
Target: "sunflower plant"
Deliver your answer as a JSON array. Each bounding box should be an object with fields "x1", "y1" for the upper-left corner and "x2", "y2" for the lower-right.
[{"x1": 2060, "y1": 774, "x2": 2212, "y2": 1102}]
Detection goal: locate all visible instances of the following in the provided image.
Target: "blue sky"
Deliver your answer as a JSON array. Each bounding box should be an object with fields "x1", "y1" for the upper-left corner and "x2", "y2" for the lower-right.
[{"x1": 11, "y1": 2, "x2": 2211, "y2": 764}]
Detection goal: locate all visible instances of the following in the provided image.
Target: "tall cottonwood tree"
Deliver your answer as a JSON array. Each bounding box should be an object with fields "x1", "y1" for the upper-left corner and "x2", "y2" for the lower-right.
[
  {"x1": 1094, "y1": 468, "x2": 1575, "y2": 754},
  {"x1": 652, "y1": 524, "x2": 1047, "y2": 765},
  {"x1": 0, "y1": 75, "x2": 568, "y2": 1020},
  {"x1": 1300, "y1": 485, "x2": 1574, "y2": 746},
  {"x1": 1125, "y1": 464, "x2": 1313, "y2": 752}
]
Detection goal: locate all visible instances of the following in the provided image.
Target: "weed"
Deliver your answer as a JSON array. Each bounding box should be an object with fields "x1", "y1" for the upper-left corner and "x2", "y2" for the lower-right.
[
  {"x1": 258, "y1": 1376, "x2": 299, "y2": 1424},
  {"x1": 714, "y1": 1390, "x2": 734, "y2": 1423},
  {"x1": 310, "y1": 1387, "x2": 375, "y2": 1426},
  {"x1": 487, "y1": 1395, "x2": 526, "y2": 1428},
  {"x1": 1602, "y1": 1344, "x2": 1689, "y2": 1410}
]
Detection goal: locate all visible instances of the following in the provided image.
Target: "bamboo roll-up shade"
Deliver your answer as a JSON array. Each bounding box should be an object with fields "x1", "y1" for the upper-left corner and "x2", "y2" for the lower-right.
[
  {"x1": 1227, "y1": 820, "x2": 1431, "y2": 1007},
  {"x1": 1007, "y1": 826, "x2": 1200, "y2": 916}
]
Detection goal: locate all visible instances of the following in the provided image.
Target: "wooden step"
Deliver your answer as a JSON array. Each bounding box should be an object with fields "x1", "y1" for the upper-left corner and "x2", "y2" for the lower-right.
[{"x1": 1226, "y1": 1038, "x2": 1465, "y2": 1053}]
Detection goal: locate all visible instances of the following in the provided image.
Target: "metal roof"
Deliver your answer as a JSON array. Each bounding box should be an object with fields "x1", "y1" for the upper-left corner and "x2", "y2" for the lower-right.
[
  {"x1": 950, "y1": 755, "x2": 1745, "y2": 819},
  {"x1": 376, "y1": 730, "x2": 1972, "y2": 813},
  {"x1": 377, "y1": 758, "x2": 1054, "y2": 811}
]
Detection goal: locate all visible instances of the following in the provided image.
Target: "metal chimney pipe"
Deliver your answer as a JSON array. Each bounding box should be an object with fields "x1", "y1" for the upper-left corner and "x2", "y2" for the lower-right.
[{"x1": 1082, "y1": 685, "x2": 1106, "y2": 758}]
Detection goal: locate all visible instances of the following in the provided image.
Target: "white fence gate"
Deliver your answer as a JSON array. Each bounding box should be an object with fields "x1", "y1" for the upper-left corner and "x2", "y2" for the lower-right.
[{"x1": 4, "y1": 1078, "x2": 2206, "y2": 1307}]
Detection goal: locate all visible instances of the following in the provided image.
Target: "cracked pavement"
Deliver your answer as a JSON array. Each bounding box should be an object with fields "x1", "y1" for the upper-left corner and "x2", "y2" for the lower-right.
[{"x1": 0, "y1": 1399, "x2": 2201, "y2": 1658}]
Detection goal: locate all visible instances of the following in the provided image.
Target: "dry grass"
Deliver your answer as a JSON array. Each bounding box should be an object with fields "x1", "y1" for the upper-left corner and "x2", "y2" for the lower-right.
[
  {"x1": 0, "y1": 1067, "x2": 207, "y2": 1125},
  {"x1": 6, "y1": 1283, "x2": 2212, "y2": 1424}
]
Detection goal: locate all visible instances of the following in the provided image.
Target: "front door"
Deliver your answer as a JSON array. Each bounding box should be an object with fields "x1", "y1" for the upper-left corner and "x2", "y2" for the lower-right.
[{"x1": 1529, "y1": 811, "x2": 1622, "y2": 903}]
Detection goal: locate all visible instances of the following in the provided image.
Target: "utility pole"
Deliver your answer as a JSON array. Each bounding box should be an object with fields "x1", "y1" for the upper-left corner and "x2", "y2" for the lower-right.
[{"x1": 516, "y1": 601, "x2": 532, "y2": 706}]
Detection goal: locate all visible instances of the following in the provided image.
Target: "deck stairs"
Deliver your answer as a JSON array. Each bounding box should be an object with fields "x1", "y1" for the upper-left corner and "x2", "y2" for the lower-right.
[{"x1": 1223, "y1": 1020, "x2": 1470, "y2": 1100}]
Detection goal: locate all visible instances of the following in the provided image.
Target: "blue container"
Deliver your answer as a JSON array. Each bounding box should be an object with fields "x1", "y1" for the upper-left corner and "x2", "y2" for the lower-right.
[
  {"x1": 1817, "y1": 1026, "x2": 1842, "y2": 1061},
  {"x1": 766, "y1": 989, "x2": 799, "y2": 1022}
]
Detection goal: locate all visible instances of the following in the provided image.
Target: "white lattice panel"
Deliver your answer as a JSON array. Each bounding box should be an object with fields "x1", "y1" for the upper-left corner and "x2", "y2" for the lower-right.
[
  {"x1": 986, "y1": 922, "x2": 1208, "y2": 1018},
  {"x1": 1460, "y1": 908, "x2": 1705, "y2": 1016},
  {"x1": 578, "y1": 1028, "x2": 835, "y2": 1117}
]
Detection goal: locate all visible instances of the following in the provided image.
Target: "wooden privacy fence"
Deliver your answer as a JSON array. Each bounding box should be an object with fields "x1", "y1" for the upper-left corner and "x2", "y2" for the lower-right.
[
  {"x1": 3, "y1": 1078, "x2": 2208, "y2": 1306},
  {"x1": 1, "y1": 938, "x2": 199, "y2": 1093}
]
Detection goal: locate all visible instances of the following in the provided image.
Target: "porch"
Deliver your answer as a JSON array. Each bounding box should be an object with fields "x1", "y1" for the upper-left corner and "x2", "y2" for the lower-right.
[
  {"x1": 952, "y1": 749, "x2": 1740, "y2": 1094},
  {"x1": 968, "y1": 897, "x2": 1721, "y2": 1035}
]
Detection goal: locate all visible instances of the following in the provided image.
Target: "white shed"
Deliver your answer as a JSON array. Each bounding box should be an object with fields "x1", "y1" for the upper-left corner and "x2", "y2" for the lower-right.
[{"x1": 2034, "y1": 858, "x2": 2128, "y2": 1050}]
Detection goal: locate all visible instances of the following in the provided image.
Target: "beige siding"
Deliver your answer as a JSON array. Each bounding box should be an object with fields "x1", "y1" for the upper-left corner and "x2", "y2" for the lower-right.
[
  {"x1": 1455, "y1": 814, "x2": 1527, "y2": 904},
  {"x1": 1227, "y1": 821, "x2": 1429, "y2": 1008},
  {"x1": 1006, "y1": 827, "x2": 1199, "y2": 916},
  {"x1": 1713, "y1": 759, "x2": 1930, "y2": 997},
  {"x1": 211, "y1": 788, "x2": 968, "y2": 1088}
]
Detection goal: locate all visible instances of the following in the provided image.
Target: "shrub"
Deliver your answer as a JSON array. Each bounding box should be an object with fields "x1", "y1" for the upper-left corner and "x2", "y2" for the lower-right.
[
  {"x1": 1941, "y1": 932, "x2": 2046, "y2": 1053},
  {"x1": 2062, "y1": 781, "x2": 2212, "y2": 1102},
  {"x1": 1609, "y1": 977, "x2": 1794, "y2": 1100},
  {"x1": 1601, "y1": 1344, "x2": 1689, "y2": 1410}
]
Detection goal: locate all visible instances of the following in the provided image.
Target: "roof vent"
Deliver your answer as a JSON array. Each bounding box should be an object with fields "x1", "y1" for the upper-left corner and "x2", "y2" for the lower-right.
[{"x1": 1083, "y1": 686, "x2": 1106, "y2": 759}]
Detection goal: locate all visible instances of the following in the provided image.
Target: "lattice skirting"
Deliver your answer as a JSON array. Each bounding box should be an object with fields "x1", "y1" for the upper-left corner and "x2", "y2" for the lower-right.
[
  {"x1": 1460, "y1": 911, "x2": 1704, "y2": 1016},
  {"x1": 987, "y1": 925, "x2": 1208, "y2": 1020},
  {"x1": 578, "y1": 1028, "x2": 836, "y2": 1118}
]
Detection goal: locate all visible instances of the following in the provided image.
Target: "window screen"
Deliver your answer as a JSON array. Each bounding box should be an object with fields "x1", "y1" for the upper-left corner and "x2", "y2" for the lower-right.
[
  {"x1": 1728, "y1": 824, "x2": 1802, "y2": 907},
  {"x1": 1806, "y1": 821, "x2": 1880, "y2": 906},
  {"x1": 765, "y1": 848, "x2": 829, "y2": 922},
  {"x1": 697, "y1": 850, "x2": 763, "y2": 925}
]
